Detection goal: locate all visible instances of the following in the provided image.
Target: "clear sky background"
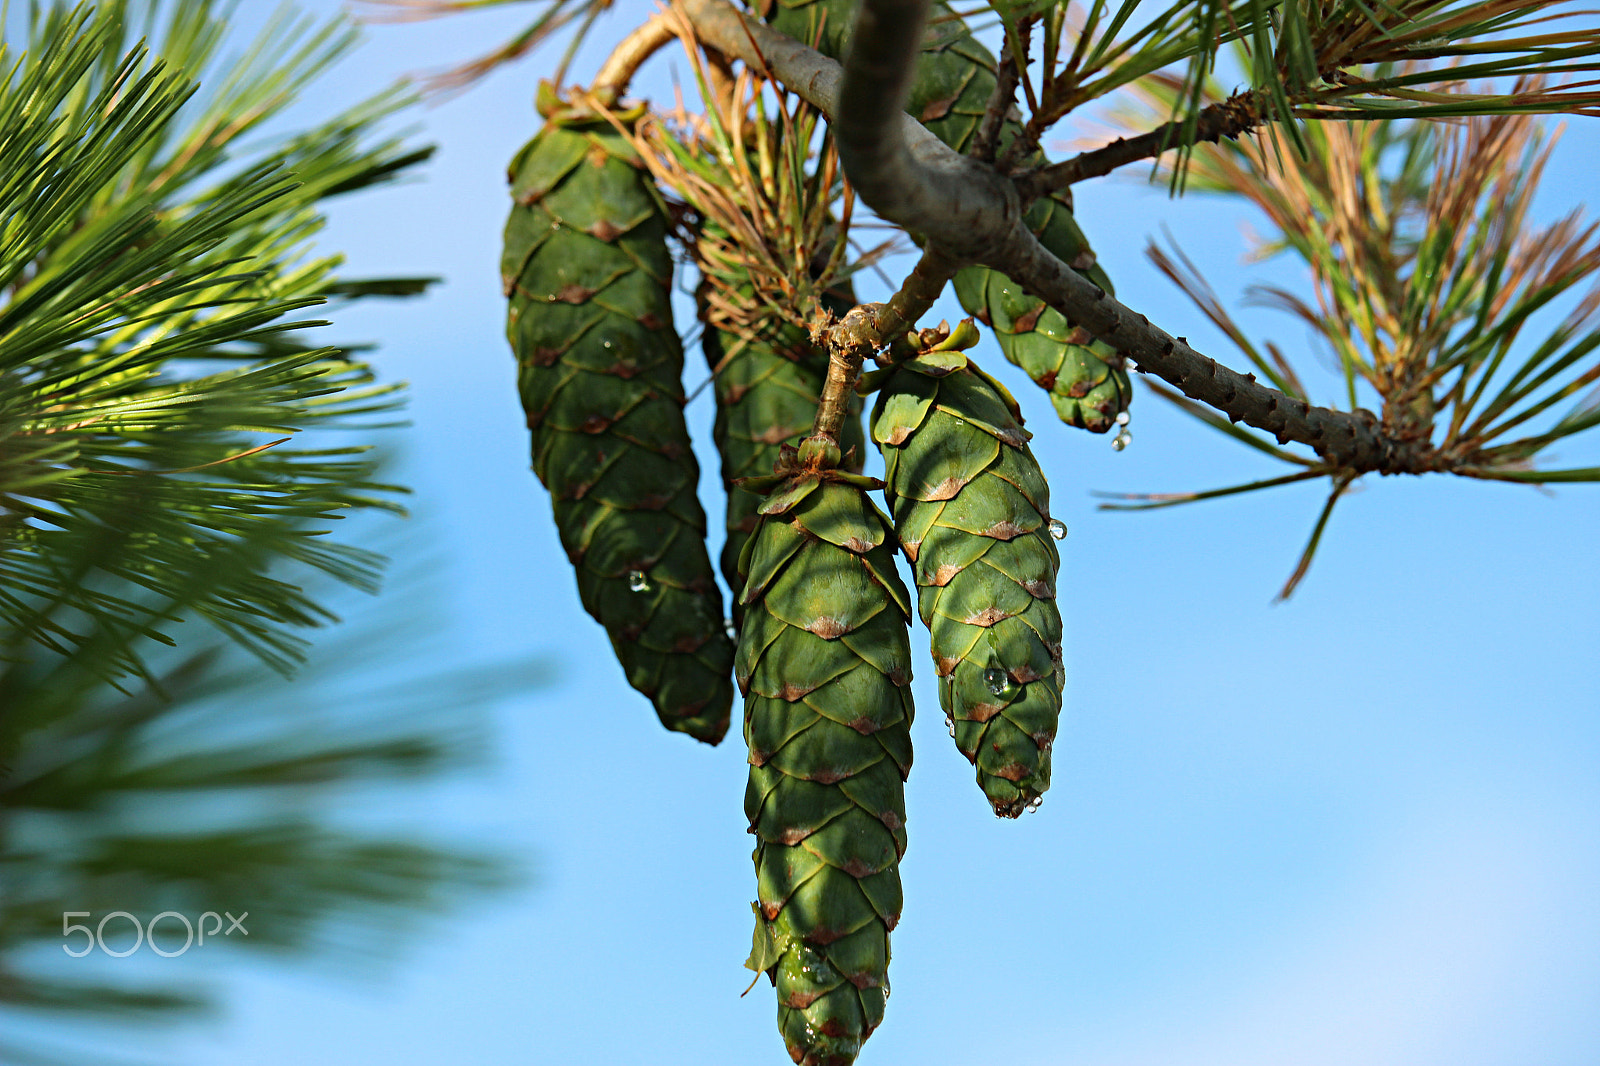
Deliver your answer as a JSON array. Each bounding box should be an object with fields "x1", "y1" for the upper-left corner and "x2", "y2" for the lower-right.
[{"x1": 71, "y1": 2, "x2": 1600, "y2": 1063}]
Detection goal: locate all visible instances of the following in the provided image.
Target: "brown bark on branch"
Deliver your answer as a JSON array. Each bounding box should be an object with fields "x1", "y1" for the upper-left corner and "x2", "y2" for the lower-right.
[
  {"x1": 872, "y1": 244, "x2": 964, "y2": 347},
  {"x1": 676, "y1": 0, "x2": 1428, "y2": 475},
  {"x1": 1014, "y1": 92, "x2": 1266, "y2": 201},
  {"x1": 970, "y1": 26, "x2": 1025, "y2": 165},
  {"x1": 809, "y1": 326, "x2": 867, "y2": 446}
]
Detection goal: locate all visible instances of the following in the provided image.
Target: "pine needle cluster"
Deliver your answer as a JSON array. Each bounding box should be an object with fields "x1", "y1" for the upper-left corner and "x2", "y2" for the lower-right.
[
  {"x1": 362, "y1": 0, "x2": 1600, "y2": 1062},
  {"x1": 2, "y1": 6, "x2": 519, "y2": 1060},
  {"x1": 1, "y1": 2, "x2": 434, "y2": 687}
]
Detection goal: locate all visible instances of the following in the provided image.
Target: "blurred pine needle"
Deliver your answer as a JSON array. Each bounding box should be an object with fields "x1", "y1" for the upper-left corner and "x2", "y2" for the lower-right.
[
  {"x1": 0, "y1": 0, "x2": 438, "y2": 684},
  {"x1": 353, "y1": 0, "x2": 617, "y2": 94},
  {"x1": 0, "y1": 3, "x2": 528, "y2": 1060}
]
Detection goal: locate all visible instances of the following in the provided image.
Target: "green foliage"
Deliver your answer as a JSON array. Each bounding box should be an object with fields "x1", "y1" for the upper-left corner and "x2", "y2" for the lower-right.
[
  {"x1": 0, "y1": 4, "x2": 525, "y2": 1060},
  {"x1": 1007, "y1": 0, "x2": 1600, "y2": 185},
  {"x1": 0, "y1": 564, "x2": 528, "y2": 1066},
  {"x1": 0, "y1": 0, "x2": 436, "y2": 689},
  {"x1": 1106, "y1": 75, "x2": 1600, "y2": 592}
]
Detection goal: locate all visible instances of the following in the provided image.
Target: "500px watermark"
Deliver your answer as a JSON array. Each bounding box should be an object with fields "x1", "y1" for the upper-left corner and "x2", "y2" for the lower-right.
[{"x1": 62, "y1": 911, "x2": 248, "y2": 957}]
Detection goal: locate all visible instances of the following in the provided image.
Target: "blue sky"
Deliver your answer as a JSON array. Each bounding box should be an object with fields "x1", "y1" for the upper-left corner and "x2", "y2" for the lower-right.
[{"x1": 79, "y1": 2, "x2": 1600, "y2": 1063}]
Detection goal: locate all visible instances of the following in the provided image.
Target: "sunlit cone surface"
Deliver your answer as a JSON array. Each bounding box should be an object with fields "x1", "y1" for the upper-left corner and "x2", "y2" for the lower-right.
[
  {"x1": 865, "y1": 323, "x2": 1063, "y2": 817},
  {"x1": 737, "y1": 441, "x2": 913, "y2": 1066},
  {"x1": 502, "y1": 82, "x2": 733, "y2": 742},
  {"x1": 759, "y1": 0, "x2": 1130, "y2": 430}
]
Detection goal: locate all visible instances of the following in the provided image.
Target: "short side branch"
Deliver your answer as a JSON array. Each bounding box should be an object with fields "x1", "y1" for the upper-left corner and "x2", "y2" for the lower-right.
[
  {"x1": 1015, "y1": 92, "x2": 1266, "y2": 200},
  {"x1": 811, "y1": 245, "x2": 963, "y2": 442},
  {"x1": 810, "y1": 329, "x2": 867, "y2": 446},
  {"x1": 873, "y1": 244, "x2": 963, "y2": 345}
]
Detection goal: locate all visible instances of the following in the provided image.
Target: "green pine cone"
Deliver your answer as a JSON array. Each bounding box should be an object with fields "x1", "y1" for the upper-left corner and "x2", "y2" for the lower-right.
[
  {"x1": 864, "y1": 324, "x2": 1063, "y2": 817},
  {"x1": 736, "y1": 444, "x2": 913, "y2": 1066},
  {"x1": 953, "y1": 238, "x2": 1132, "y2": 433},
  {"x1": 759, "y1": 0, "x2": 1130, "y2": 431},
  {"x1": 502, "y1": 83, "x2": 734, "y2": 743},
  {"x1": 704, "y1": 298, "x2": 865, "y2": 607}
]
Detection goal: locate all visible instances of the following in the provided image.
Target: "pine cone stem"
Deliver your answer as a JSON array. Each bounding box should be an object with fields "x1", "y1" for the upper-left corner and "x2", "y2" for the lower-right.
[
  {"x1": 810, "y1": 326, "x2": 866, "y2": 447},
  {"x1": 879, "y1": 245, "x2": 962, "y2": 340},
  {"x1": 591, "y1": 14, "x2": 676, "y2": 102},
  {"x1": 811, "y1": 239, "x2": 959, "y2": 446}
]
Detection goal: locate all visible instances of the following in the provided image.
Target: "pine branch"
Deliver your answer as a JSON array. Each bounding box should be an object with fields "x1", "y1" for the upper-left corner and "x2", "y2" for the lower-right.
[
  {"x1": 677, "y1": 0, "x2": 1414, "y2": 473},
  {"x1": 1024, "y1": 0, "x2": 1600, "y2": 188}
]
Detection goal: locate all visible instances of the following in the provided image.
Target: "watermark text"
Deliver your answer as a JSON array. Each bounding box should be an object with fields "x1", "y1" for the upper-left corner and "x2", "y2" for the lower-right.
[{"x1": 62, "y1": 910, "x2": 248, "y2": 957}]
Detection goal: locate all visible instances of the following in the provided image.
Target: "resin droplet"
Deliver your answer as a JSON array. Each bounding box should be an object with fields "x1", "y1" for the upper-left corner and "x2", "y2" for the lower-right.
[
  {"x1": 1115, "y1": 411, "x2": 1130, "y2": 426},
  {"x1": 627, "y1": 569, "x2": 650, "y2": 593},
  {"x1": 945, "y1": 714, "x2": 956, "y2": 738},
  {"x1": 1112, "y1": 428, "x2": 1132, "y2": 451},
  {"x1": 724, "y1": 619, "x2": 738, "y2": 642},
  {"x1": 1047, "y1": 519, "x2": 1067, "y2": 540},
  {"x1": 983, "y1": 666, "x2": 1007, "y2": 696},
  {"x1": 1025, "y1": 795, "x2": 1044, "y2": 813}
]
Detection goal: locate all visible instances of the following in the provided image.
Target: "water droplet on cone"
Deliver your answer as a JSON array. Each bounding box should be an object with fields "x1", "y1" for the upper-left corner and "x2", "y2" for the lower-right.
[
  {"x1": 1116, "y1": 411, "x2": 1130, "y2": 426},
  {"x1": 1047, "y1": 519, "x2": 1067, "y2": 540},
  {"x1": 724, "y1": 619, "x2": 738, "y2": 642}
]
